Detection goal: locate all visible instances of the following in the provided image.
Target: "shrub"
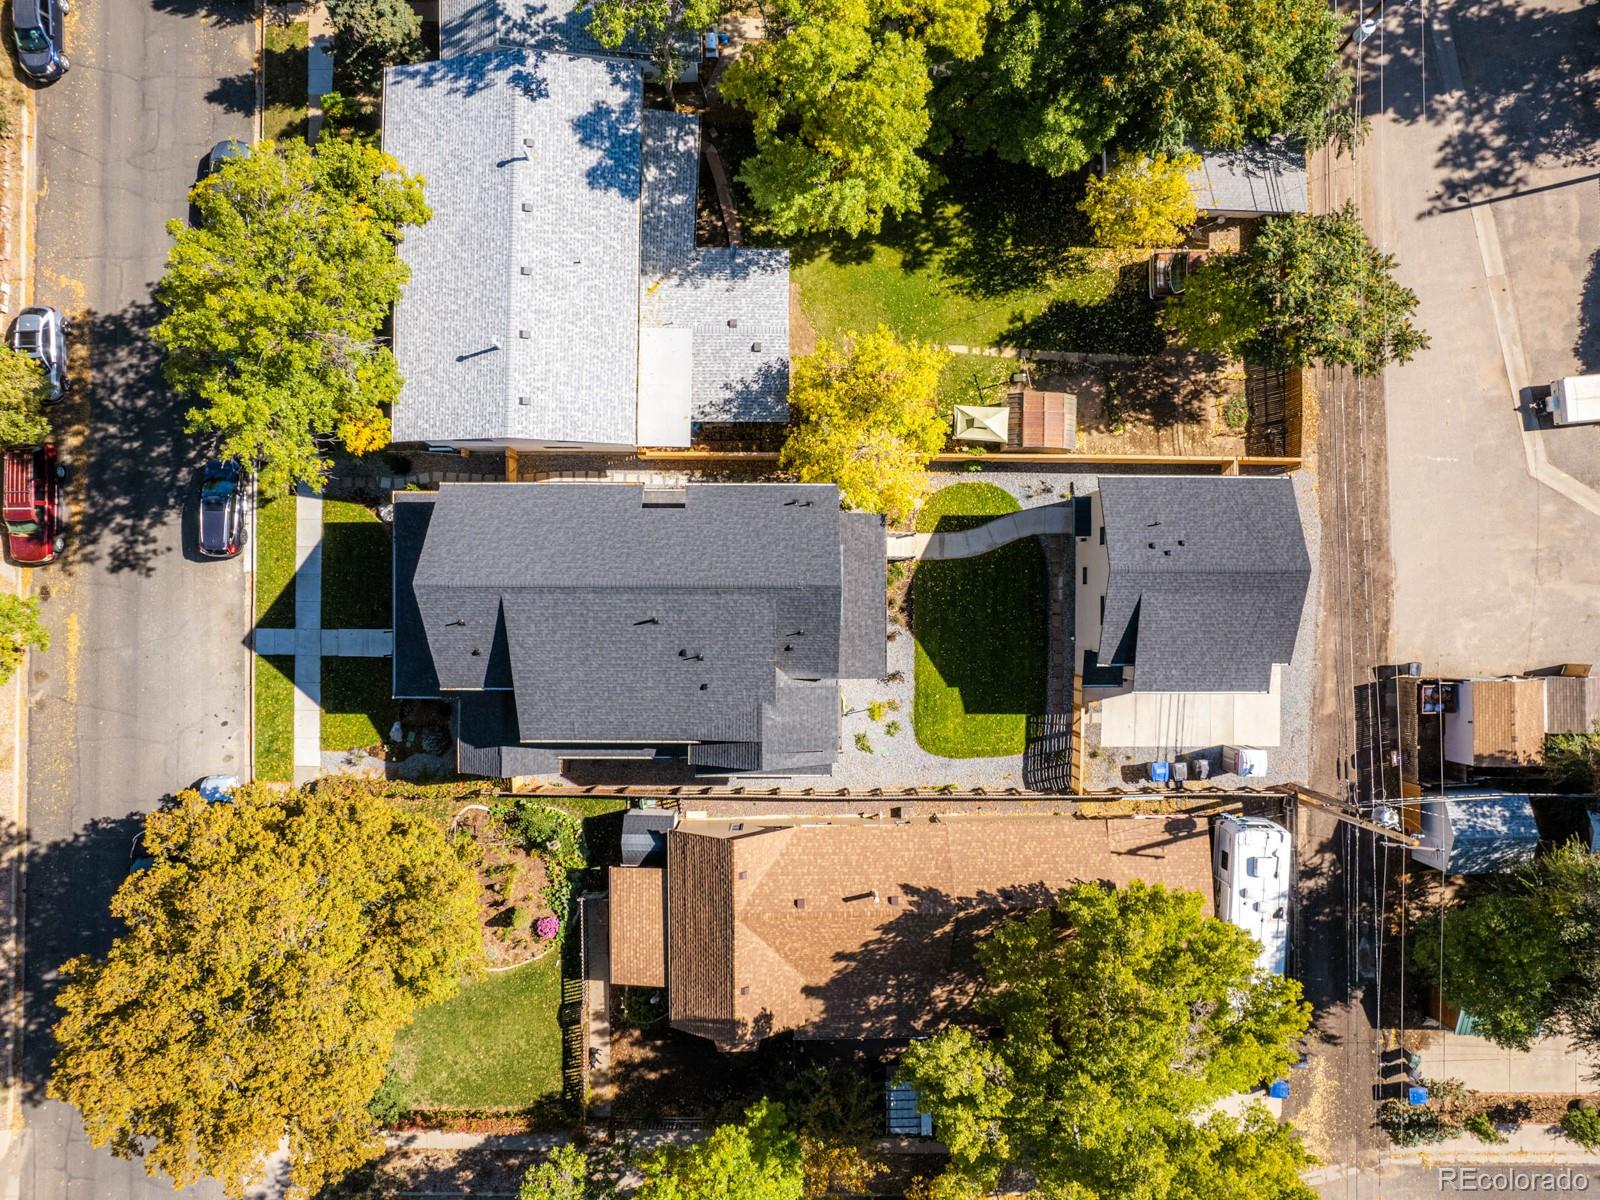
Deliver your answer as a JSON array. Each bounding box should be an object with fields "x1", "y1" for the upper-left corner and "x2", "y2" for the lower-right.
[
  {"x1": 535, "y1": 915, "x2": 560, "y2": 940},
  {"x1": 1419, "y1": 1076, "x2": 1470, "y2": 1106},
  {"x1": 1222, "y1": 391, "x2": 1249, "y2": 431},
  {"x1": 867, "y1": 701, "x2": 888, "y2": 722},
  {"x1": 1561, "y1": 1105, "x2": 1600, "y2": 1150},
  {"x1": 367, "y1": 1069, "x2": 408, "y2": 1127},
  {"x1": 854, "y1": 732, "x2": 873, "y2": 754},
  {"x1": 419, "y1": 724, "x2": 452, "y2": 757},
  {"x1": 885, "y1": 720, "x2": 902, "y2": 738},
  {"x1": 1377, "y1": 1100, "x2": 1459, "y2": 1146},
  {"x1": 1463, "y1": 1112, "x2": 1506, "y2": 1144},
  {"x1": 510, "y1": 906, "x2": 533, "y2": 931}
]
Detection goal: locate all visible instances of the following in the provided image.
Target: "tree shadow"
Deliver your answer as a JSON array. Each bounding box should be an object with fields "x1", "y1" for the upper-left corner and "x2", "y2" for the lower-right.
[
  {"x1": 999, "y1": 262, "x2": 1166, "y2": 356},
  {"x1": 1578, "y1": 246, "x2": 1600, "y2": 372},
  {"x1": 55, "y1": 299, "x2": 203, "y2": 578},
  {"x1": 205, "y1": 69, "x2": 257, "y2": 117},
  {"x1": 1375, "y1": 0, "x2": 1600, "y2": 208},
  {"x1": 148, "y1": 0, "x2": 255, "y2": 26}
]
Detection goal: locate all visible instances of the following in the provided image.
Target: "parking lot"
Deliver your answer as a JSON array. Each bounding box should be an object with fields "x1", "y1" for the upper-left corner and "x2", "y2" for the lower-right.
[{"x1": 1372, "y1": 0, "x2": 1600, "y2": 675}]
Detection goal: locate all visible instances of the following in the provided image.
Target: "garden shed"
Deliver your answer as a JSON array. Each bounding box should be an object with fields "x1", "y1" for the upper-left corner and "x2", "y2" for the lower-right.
[{"x1": 1409, "y1": 791, "x2": 1540, "y2": 875}]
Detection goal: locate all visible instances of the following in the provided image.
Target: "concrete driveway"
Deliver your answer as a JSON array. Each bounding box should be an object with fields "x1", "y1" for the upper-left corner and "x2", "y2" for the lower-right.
[
  {"x1": 1371, "y1": 0, "x2": 1600, "y2": 675},
  {"x1": 1, "y1": 0, "x2": 256, "y2": 1196}
]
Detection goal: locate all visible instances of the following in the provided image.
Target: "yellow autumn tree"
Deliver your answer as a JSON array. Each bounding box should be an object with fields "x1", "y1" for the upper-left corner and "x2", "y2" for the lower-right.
[
  {"x1": 1078, "y1": 152, "x2": 1201, "y2": 249},
  {"x1": 779, "y1": 325, "x2": 949, "y2": 523},
  {"x1": 49, "y1": 783, "x2": 480, "y2": 1199}
]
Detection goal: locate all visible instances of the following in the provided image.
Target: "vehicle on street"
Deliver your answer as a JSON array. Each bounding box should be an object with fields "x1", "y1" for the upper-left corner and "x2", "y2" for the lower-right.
[
  {"x1": 3, "y1": 443, "x2": 65, "y2": 565},
  {"x1": 129, "y1": 776, "x2": 240, "y2": 873},
  {"x1": 197, "y1": 459, "x2": 247, "y2": 558},
  {"x1": 204, "y1": 138, "x2": 248, "y2": 176},
  {"x1": 1212, "y1": 814, "x2": 1291, "y2": 976},
  {"x1": 1536, "y1": 374, "x2": 1600, "y2": 427},
  {"x1": 9, "y1": 305, "x2": 67, "y2": 400},
  {"x1": 12, "y1": 0, "x2": 69, "y2": 81}
]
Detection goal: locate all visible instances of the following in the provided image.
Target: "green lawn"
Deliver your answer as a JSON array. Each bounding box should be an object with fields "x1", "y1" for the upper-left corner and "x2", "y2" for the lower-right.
[
  {"x1": 255, "y1": 496, "x2": 297, "y2": 629},
  {"x1": 912, "y1": 483, "x2": 1049, "y2": 758},
  {"x1": 792, "y1": 157, "x2": 1165, "y2": 357},
  {"x1": 255, "y1": 655, "x2": 295, "y2": 782},
  {"x1": 389, "y1": 952, "x2": 565, "y2": 1110},
  {"x1": 938, "y1": 352, "x2": 1016, "y2": 407},
  {"x1": 263, "y1": 20, "x2": 309, "y2": 143},
  {"x1": 321, "y1": 500, "x2": 392, "y2": 629},
  {"x1": 321, "y1": 657, "x2": 396, "y2": 752}
]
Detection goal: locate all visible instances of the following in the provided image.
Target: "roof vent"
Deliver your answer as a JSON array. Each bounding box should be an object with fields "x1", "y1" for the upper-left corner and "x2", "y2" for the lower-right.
[
  {"x1": 887, "y1": 895, "x2": 900, "y2": 906},
  {"x1": 740, "y1": 985, "x2": 750, "y2": 996},
  {"x1": 738, "y1": 870, "x2": 747, "y2": 880},
  {"x1": 520, "y1": 266, "x2": 533, "y2": 276},
  {"x1": 521, "y1": 201, "x2": 534, "y2": 212},
  {"x1": 522, "y1": 137, "x2": 535, "y2": 148},
  {"x1": 518, "y1": 396, "x2": 532, "y2": 406},
  {"x1": 751, "y1": 341, "x2": 763, "y2": 352},
  {"x1": 730, "y1": 822, "x2": 743, "y2": 831},
  {"x1": 793, "y1": 898, "x2": 806, "y2": 910},
  {"x1": 633, "y1": 617, "x2": 659, "y2": 626},
  {"x1": 642, "y1": 485, "x2": 687, "y2": 508},
  {"x1": 727, "y1": 318, "x2": 738, "y2": 328},
  {"x1": 698, "y1": 682, "x2": 709, "y2": 690},
  {"x1": 519, "y1": 329, "x2": 531, "y2": 339}
]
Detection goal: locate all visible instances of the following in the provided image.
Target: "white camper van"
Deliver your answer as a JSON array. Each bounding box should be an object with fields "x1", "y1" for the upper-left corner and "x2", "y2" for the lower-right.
[
  {"x1": 1213, "y1": 815, "x2": 1291, "y2": 976},
  {"x1": 1540, "y1": 375, "x2": 1600, "y2": 427}
]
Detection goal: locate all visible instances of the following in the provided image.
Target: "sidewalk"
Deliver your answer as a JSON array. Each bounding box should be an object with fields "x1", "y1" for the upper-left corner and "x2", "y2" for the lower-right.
[{"x1": 887, "y1": 502, "x2": 1075, "y2": 561}]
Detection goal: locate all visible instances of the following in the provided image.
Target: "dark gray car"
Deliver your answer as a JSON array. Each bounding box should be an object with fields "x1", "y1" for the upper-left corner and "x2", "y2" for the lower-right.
[
  {"x1": 205, "y1": 138, "x2": 248, "y2": 176},
  {"x1": 12, "y1": 0, "x2": 69, "y2": 82}
]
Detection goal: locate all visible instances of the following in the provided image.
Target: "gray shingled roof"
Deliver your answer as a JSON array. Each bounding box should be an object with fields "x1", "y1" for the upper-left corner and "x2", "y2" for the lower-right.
[
  {"x1": 1187, "y1": 139, "x2": 1308, "y2": 216},
  {"x1": 383, "y1": 50, "x2": 642, "y2": 446},
  {"x1": 640, "y1": 109, "x2": 698, "y2": 275},
  {"x1": 1097, "y1": 475, "x2": 1309, "y2": 693},
  {"x1": 641, "y1": 248, "x2": 791, "y2": 423},
  {"x1": 396, "y1": 483, "x2": 885, "y2": 772}
]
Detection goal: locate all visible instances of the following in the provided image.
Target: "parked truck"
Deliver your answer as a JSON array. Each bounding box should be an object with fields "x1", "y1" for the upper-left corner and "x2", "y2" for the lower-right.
[{"x1": 1538, "y1": 374, "x2": 1600, "y2": 427}]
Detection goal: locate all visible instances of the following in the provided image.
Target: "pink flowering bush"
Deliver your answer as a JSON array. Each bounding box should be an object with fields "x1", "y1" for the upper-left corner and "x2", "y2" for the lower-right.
[{"x1": 535, "y1": 915, "x2": 560, "y2": 940}]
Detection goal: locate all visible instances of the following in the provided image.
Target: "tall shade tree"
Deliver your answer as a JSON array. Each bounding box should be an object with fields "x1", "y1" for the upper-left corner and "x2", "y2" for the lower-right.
[
  {"x1": 155, "y1": 138, "x2": 430, "y2": 496},
  {"x1": 0, "y1": 593, "x2": 49, "y2": 685},
  {"x1": 722, "y1": 0, "x2": 988, "y2": 236},
  {"x1": 579, "y1": 0, "x2": 724, "y2": 97},
  {"x1": 636, "y1": 1099, "x2": 805, "y2": 1200},
  {"x1": 1165, "y1": 204, "x2": 1429, "y2": 373},
  {"x1": 0, "y1": 347, "x2": 52, "y2": 447},
  {"x1": 936, "y1": 0, "x2": 1346, "y2": 176},
  {"x1": 779, "y1": 326, "x2": 949, "y2": 523},
  {"x1": 325, "y1": 0, "x2": 426, "y2": 92},
  {"x1": 1079, "y1": 152, "x2": 1201, "y2": 249},
  {"x1": 1416, "y1": 842, "x2": 1600, "y2": 1059},
  {"x1": 49, "y1": 785, "x2": 480, "y2": 1199},
  {"x1": 519, "y1": 1145, "x2": 595, "y2": 1200},
  {"x1": 897, "y1": 882, "x2": 1313, "y2": 1199}
]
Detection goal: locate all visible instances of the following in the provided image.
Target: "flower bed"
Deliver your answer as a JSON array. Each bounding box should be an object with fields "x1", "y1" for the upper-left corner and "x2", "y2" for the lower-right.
[{"x1": 448, "y1": 801, "x2": 585, "y2": 969}]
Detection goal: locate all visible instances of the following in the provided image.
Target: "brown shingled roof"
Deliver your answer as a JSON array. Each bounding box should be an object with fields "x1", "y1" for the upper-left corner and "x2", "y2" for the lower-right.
[
  {"x1": 662, "y1": 814, "x2": 1214, "y2": 1048},
  {"x1": 1468, "y1": 678, "x2": 1546, "y2": 766},
  {"x1": 608, "y1": 866, "x2": 667, "y2": 987}
]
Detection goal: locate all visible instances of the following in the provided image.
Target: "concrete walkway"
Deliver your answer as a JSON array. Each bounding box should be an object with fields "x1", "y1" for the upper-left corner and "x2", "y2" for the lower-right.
[
  {"x1": 251, "y1": 487, "x2": 394, "y2": 786},
  {"x1": 306, "y1": 3, "x2": 334, "y2": 143},
  {"x1": 1419, "y1": 1032, "x2": 1600, "y2": 1094},
  {"x1": 888, "y1": 501, "x2": 1075, "y2": 561}
]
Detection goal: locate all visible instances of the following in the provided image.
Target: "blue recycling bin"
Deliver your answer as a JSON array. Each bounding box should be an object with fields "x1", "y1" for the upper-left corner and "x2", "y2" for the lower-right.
[
  {"x1": 1408, "y1": 1086, "x2": 1430, "y2": 1106},
  {"x1": 1267, "y1": 1079, "x2": 1290, "y2": 1100},
  {"x1": 1149, "y1": 760, "x2": 1171, "y2": 784}
]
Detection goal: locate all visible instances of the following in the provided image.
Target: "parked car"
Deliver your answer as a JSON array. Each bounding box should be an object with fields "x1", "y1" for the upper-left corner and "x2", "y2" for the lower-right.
[
  {"x1": 197, "y1": 459, "x2": 247, "y2": 558},
  {"x1": 12, "y1": 0, "x2": 69, "y2": 82},
  {"x1": 204, "y1": 138, "x2": 247, "y2": 177},
  {"x1": 2, "y1": 443, "x2": 64, "y2": 565},
  {"x1": 9, "y1": 305, "x2": 66, "y2": 400},
  {"x1": 129, "y1": 776, "x2": 239, "y2": 873}
]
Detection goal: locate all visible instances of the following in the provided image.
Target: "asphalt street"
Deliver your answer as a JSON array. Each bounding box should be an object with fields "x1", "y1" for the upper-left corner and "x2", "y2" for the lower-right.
[
  {"x1": 1373, "y1": 0, "x2": 1600, "y2": 675},
  {"x1": 0, "y1": 0, "x2": 255, "y2": 1196}
]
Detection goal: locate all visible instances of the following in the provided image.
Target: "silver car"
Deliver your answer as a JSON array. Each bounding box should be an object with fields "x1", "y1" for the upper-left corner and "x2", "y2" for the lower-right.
[{"x1": 10, "y1": 306, "x2": 66, "y2": 400}]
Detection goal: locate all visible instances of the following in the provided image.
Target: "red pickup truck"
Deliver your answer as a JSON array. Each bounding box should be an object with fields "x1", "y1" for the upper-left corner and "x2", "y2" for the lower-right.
[{"x1": 3, "y1": 444, "x2": 65, "y2": 565}]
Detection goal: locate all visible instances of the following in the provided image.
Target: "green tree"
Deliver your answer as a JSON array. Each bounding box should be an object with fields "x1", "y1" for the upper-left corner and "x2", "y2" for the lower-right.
[
  {"x1": 1413, "y1": 893, "x2": 1564, "y2": 1051},
  {"x1": 935, "y1": 0, "x2": 1346, "y2": 176},
  {"x1": 520, "y1": 1144, "x2": 594, "y2": 1200},
  {"x1": 783, "y1": 1064, "x2": 886, "y2": 1198},
  {"x1": 1170, "y1": 1107, "x2": 1318, "y2": 1199},
  {"x1": 0, "y1": 593, "x2": 49, "y2": 685},
  {"x1": 155, "y1": 137, "x2": 431, "y2": 496},
  {"x1": 896, "y1": 882, "x2": 1312, "y2": 1198},
  {"x1": 48, "y1": 785, "x2": 480, "y2": 1199},
  {"x1": 778, "y1": 326, "x2": 949, "y2": 523},
  {"x1": 325, "y1": 0, "x2": 425, "y2": 93},
  {"x1": 722, "y1": 0, "x2": 988, "y2": 236},
  {"x1": 636, "y1": 1099, "x2": 804, "y2": 1200},
  {"x1": 0, "y1": 347, "x2": 52, "y2": 447},
  {"x1": 1079, "y1": 152, "x2": 1201, "y2": 249},
  {"x1": 1165, "y1": 204, "x2": 1429, "y2": 373},
  {"x1": 579, "y1": 0, "x2": 723, "y2": 98},
  {"x1": 1546, "y1": 726, "x2": 1600, "y2": 794}
]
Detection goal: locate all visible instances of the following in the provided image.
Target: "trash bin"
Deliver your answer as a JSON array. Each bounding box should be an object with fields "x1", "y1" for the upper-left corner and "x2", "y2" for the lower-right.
[
  {"x1": 1149, "y1": 761, "x2": 1171, "y2": 784},
  {"x1": 1407, "y1": 1086, "x2": 1429, "y2": 1106},
  {"x1": 1268, "y1": 1080, "x2": 1290, "y2": 1100}
]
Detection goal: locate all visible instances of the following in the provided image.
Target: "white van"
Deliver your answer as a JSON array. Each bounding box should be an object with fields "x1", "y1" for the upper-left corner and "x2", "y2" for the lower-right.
[
  {"x1": 1213, "y1": 815, "x2": 1291, "y2": 976},
  {"x1": 1540, "y1": 375, "x2": 1600, "y2": 427}
]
